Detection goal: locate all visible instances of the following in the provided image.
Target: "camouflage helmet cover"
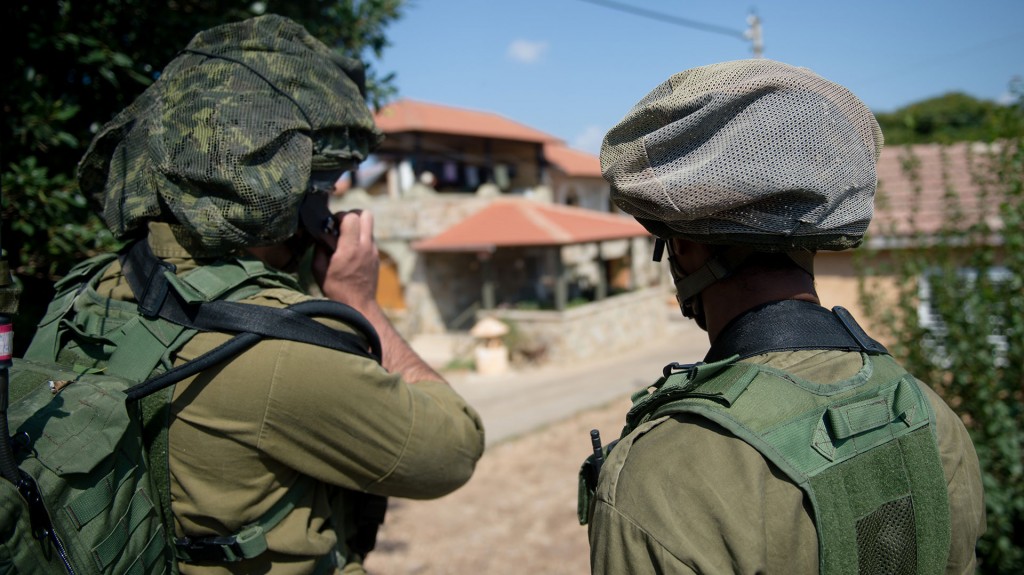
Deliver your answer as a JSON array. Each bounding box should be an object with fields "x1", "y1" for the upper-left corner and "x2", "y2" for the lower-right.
[
  {"x1": 601, "y1": 59, "x2": 883, "y2": 252},
  {"x1": 77, "y1": 14, "x2": 384, "y2": 255}
]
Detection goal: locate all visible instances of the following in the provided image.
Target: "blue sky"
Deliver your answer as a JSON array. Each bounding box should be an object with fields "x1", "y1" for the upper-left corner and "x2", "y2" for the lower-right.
[{"x1": 370, "y1": 0, "x2": 1023, "y2": 155}]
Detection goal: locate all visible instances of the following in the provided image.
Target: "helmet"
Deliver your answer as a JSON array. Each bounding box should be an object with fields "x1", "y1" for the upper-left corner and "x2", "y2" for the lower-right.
[
  {"x1": 600, "y1": 58, "x2": 883, "y2": 252},
  {"x1": 600, "y1": 59, "x2": 883, "y2": 327},
  {"x1": 77, "y1": 14, "x2": 384, "y2": 256}
]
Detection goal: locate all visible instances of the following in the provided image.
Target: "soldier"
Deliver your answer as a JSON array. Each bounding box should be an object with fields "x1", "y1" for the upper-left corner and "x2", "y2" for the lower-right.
[
  {"x1": 581, "y1": 59, "x2": 985, "y2": 574},
  {"x1": 25, "y1": 15, "x2": 484, "y2": 574}
]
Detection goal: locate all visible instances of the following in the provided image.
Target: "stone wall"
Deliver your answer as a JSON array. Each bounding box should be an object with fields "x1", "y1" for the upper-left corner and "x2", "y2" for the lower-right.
[{"x1": 482, "y1": 287, "x2": 670, "y2": 364}]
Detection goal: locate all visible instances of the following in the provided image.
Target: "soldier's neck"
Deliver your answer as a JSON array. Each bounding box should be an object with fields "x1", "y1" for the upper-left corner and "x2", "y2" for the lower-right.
[{"x1": 703, "y1": 269, "x2": 820, "y2": 344}]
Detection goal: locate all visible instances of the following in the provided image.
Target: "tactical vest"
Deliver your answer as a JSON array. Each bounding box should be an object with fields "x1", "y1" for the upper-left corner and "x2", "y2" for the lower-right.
[
  {"x1": 12, "y1": 241, "x2": 382, "y2": 572},
  {"x1": 580, "y1": 301, "x2": 952, "y2": 575}
]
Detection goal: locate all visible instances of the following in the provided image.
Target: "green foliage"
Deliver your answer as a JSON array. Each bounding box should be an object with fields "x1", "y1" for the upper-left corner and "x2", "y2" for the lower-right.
[
  {"x1": 312, "y1": 0, "x2": 406, "y2": 108},
  {"x1": 2, "y1": 157, "x2": 118, "y2": 279},
  {"x1": 500, "y1": 318, "x2": 549, "y2": 366},
  {"x1": 442, "y1": 356, "x2": 476, "y2": 373},
  {"x1": 875, "y1": 92, "x2": 1010, "y2": 145},
  {"x1": 2, "y1": 0, "x2": 405, "y2": 354},
  {"x1": 857, "y1": 83, "x2": 1024, "y2": 574}
]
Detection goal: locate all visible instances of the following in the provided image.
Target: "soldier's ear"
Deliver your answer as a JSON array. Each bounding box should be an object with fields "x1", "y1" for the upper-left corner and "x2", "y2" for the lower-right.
[{"x1": 668, "y1": 238, "x2": 713, "y2": 276}]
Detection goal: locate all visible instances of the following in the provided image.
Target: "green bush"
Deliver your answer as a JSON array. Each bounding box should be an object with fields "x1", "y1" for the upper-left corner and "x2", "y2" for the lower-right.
[
  {"x1": 875, "y1": 92, "x2": 1010, "y2": 145},
  {"x1": 857, "y1": 84, "x2": 1023, "y2": 574}
]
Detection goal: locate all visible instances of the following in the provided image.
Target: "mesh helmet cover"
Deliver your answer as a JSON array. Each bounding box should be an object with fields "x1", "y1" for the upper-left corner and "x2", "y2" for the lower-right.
[
  {"x1": 601, "y1": 59, "x2": 883, "y2": 252},
  {"x1": 77, "y1": 14, "x2": 384, "y2": 256}
]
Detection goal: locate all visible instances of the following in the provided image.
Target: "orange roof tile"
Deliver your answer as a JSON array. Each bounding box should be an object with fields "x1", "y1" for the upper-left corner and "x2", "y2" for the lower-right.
[
  {"x1": 374, "y1": 99, "x2": 563, "y2": 144},
  {"x1": 413, "y1": 199, "x2": 648, "y2": 252},
  {"x1": 870, "y1": 142, "x2": 1004, "y2": 240},
  {"x1": 544, "y1": 144, "x2": 603, "y2": 178}
]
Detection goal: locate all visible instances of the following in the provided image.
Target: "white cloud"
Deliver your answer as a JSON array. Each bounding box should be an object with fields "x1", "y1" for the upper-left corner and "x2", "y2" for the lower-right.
[
  {"x1": 572, "y1": 125, "x2": 606, "y2": 155},
  {"x1": 507, "y1": 39, "x2": 549, "y2": 64},
  {"x1": 997, "y1": 91, "x2": 1016, "y2": 105}
]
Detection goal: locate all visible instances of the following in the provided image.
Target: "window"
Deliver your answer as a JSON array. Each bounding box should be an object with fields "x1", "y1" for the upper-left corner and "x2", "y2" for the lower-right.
[{"x1": 917, "y1": 266, "x2": 1012, "y2": 367}]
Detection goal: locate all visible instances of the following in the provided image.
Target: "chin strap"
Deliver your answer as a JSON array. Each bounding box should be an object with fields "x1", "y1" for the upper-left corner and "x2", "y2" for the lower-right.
[
  {"x1": 652, "y1": 239, "x2": 816, "y2": 330},
  {"x1": 672, "y1": 246, "x2": 755, "y2": 303}
]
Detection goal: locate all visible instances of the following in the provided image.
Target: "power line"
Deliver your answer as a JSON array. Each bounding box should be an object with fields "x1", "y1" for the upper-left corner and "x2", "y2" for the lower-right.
[{"x1": 574, "y1": 0, "x2": 747, "y2": 41}]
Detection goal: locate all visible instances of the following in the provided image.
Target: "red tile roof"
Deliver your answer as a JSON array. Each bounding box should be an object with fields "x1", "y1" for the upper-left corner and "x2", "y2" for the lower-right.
[
  {"x1": 373, "y1": 100, "x2": 603, "y2": 178},
  {"x1": 544, "y1": 144, "x2": 603, "y2": 178},
  {"x1": 412, "y1": 198, "x2": 648, "y2": 252},
  {"x1": 870, "y1": 142, "x2": 1004, "y2": 240},
  {"x1": 374, "y1": 99, "x2": 563, "y2": 145}
]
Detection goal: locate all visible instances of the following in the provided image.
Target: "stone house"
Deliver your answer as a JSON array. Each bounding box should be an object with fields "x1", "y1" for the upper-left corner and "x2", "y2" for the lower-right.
[{"x1": 331, "y1": 99, "x2": 666, "y2": 365}]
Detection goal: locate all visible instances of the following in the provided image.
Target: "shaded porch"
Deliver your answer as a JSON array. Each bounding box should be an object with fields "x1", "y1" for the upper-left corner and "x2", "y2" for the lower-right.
[{"x1": 413, "y1": 198, "x2": 652, "y2": 318}]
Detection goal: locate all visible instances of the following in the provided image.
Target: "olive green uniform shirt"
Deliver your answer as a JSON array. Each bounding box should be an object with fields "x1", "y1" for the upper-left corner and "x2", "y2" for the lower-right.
[
  {"x1": 95, "y1": 225, "x2": 486, "y2": 574},
  {"x1": 589, "y1": 350, "x2": 985, "y2": 574}
]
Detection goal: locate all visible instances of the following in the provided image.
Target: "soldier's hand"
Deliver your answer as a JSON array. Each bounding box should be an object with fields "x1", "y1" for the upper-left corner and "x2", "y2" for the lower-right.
[{"x1": 313, "y1": 210, "x2": 380, "y2": 311}]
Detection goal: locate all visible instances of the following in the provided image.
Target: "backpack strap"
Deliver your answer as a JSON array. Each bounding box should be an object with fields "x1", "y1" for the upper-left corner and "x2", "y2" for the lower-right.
[{"x1": 123, "y1": 300, "x2": 383, "y2": 400}]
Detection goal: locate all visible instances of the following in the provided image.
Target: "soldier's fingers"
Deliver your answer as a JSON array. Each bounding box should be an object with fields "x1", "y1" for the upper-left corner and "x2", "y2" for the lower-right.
[
  {"x1": 338, "y1": 210, "x2": 362, "y2": 247},
  {"x1": 359, "y1": 211, "x2": 375, "y2": 246}
]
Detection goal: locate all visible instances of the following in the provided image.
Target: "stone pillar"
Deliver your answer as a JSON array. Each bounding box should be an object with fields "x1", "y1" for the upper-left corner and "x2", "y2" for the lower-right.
[
  {"x1": 480, "y1": 252, "x2": 496, "y2": 310},
  {"x1": 555, "y1": 251, "x2": 568, "y2": 311}
]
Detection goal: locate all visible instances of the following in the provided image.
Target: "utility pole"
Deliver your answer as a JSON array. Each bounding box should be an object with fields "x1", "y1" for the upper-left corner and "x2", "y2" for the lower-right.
[{"x1": 745, "y1": 12, "x2": 763, "y2": 58}]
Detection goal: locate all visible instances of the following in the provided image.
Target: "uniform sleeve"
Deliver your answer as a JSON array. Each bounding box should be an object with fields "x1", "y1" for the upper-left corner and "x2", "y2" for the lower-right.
[
  {"x1": 257, "y1": 337, "x2": 485, "y2": 499},
  {"x1": 171, "y1": 284, "x2": 486, "y2": 502},
  {"x1": 589, "y1": 499, "x2": 697, "y2": 575},
  {"x1": 586, "y1": 415, "x2": 818, "y2": 575},
  {"x1": 587, "y1": 417, "x2": 695, "y2": 575}
]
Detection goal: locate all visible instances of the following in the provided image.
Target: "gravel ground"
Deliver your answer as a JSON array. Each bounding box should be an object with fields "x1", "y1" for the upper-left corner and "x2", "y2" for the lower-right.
[{"x1": 363, "y1": 395, "x2": 633, "y2": 575}]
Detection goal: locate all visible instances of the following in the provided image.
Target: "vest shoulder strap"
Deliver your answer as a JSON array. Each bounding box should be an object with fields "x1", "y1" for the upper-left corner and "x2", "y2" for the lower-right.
[
  {"x1": 22, "y1": 254, "x2": 118, "y2": 363},
  {"x1": 644, "y1": 355, "x2": 933, "y2": 481}
]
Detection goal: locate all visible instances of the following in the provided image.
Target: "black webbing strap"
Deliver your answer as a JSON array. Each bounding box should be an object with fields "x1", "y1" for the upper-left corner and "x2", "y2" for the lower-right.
[
  {"x1": 118, "y1": 239, "x2": 381, "y2": 362},
  {"x1": 704, "y1": 299, "x2": 888, "y2": 363}
]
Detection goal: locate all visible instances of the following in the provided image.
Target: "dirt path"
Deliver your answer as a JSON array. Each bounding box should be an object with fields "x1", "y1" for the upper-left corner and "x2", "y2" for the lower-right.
[{"x1": 364, "y1": 395, "x2": 633, "y2": 574}]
